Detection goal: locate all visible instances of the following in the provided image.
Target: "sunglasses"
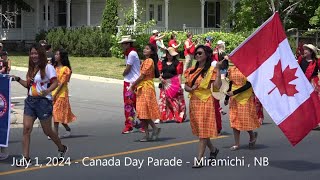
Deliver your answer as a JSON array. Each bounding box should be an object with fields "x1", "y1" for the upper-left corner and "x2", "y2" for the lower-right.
[{"x1": 195, "y1": 51, "x2": 203, "y2": 56}]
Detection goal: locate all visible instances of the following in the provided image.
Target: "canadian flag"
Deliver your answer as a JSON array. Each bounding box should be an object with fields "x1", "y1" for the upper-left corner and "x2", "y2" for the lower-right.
[{"x1": 229, "y1": 12, "x2": 320, "y2": 146}]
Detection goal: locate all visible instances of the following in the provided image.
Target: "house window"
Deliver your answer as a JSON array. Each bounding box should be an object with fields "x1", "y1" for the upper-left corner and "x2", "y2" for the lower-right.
[
  {"x1": 204, "y1": 2, "x2": 216, "y2": 28},
  {"x1": 1, "y1": 1, "x2": 22, "y2": 28},
  {"x1": 58, "y1": 0, "x2": 67, "y2": 26},
  {"x1": 157, "y1": 5, "x2": 162, "y2": 22},
  {"x1": 216, "y1": 2, "x2": 220, "y2": 27},
  {"x1": 43, "y1": 5, "x2": 51, "y2": 21},
  {"x1": 149, "y1": 4, "x2": 154, "y2": 20}
]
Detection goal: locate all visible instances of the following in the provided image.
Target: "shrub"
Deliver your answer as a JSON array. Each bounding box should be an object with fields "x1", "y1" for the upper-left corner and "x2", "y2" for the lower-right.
[
  {"x1": 46, "y1": 27, "x2": 112, "y2": 57},
  {"x1": 35, "y1": 30, "x2": 47, "y2": 43},
  {"x1": 101, "y1": 0, "x2": 119, "y2": 35}
]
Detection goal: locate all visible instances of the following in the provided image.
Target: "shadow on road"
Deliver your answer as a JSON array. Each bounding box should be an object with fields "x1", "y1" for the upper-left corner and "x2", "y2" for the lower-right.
[
  {"x1": 269, "y1": 160, "x2": 320, "y2": 171},
  {"x1": 61, "y1": 135, "x2": 90, "y2": 139},
  {"x1": 221, "y1": 144, "x2": 269, "y2": 150}
]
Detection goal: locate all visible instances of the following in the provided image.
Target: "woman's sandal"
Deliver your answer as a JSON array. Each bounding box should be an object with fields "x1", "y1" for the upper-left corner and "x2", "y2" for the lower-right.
[
  {"x1": 139, "y1": 136, "x2": 150, "y2": 142},
  {"x1": 249, "y1": 132, "x2": 258, "y2": 149},
  {"x1": 230, "y1": 145, "x2": 240, "y2": 151},
  {"x1": 209, "y1": 148, "x2": 219, "y2": 160}
]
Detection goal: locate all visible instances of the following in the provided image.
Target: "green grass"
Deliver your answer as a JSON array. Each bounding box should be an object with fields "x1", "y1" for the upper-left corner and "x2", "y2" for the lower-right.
[{"x1": 10, "y1": 52, "x2": 126, "y2": 79}]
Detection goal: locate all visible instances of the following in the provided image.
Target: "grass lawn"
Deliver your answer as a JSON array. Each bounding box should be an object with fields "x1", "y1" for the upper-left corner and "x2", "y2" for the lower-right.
[
  {"x1": 9, "y1": 52, "x2": 229, "y2": 80},
  {"x1": 10, "y1": 52, "x2": 126, "y2": 79}
]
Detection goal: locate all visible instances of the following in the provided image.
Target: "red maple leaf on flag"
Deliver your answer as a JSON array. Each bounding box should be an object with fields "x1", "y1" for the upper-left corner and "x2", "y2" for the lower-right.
[{"x1": 268, "y1": 60, "x2": 299, "y2": 96}]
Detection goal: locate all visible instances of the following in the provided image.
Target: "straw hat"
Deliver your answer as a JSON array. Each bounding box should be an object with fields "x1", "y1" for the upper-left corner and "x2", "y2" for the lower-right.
[
  {"x1": 212, "y1": 79, "x2": 229, "y2": 100},
  {"x1": 166, "y1": 47, "x2": 178, "y2": 56},
  {"x1": 217, "y1": 40, "x2": 225, "y2": 45},
  {"x1": 303, "y1": 44, "x2": 319, "y2": 55},
  {"x1": 118, "y1": 35, "x2": 136, "y2": 44}
]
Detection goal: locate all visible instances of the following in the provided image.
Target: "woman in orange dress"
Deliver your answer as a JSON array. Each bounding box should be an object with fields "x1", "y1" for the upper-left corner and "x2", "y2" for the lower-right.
[
  {"x1": 52, "y1": 49, "x2": 76, "y2": 138},
  {"x1": 129, "y1": 44, "x2": 161, "y2": 142},
  {"x1": 184, "y1": 45, "x2": 222, "y2": 168},
  {"x1": 224, "y1": 65, "x2": 260, "y2": 151}
]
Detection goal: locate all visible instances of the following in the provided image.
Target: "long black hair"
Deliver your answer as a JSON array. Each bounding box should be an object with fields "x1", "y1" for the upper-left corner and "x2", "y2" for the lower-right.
[
  {"x1": 189, "y1": 45, "x2": 213, "y2": 86},
  {"x1": 58, "y1": 49, "x2": 72, "y2": 71},
  {"x1": 146, "y1": 43, "x2": 160, "y2": 78}
]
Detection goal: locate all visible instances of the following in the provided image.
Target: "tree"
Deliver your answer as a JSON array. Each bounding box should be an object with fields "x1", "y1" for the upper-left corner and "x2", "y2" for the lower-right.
[
  {"x1": 230, "y1": 0, "x2": 320, "y2": 32},
  {"x1": 118, "y1": 1, "x2": 155, "y2": 36},
  {"x1": 0, "y1": 0, "x2": 33, "y2": 28},
  {"x1": 101, "y1": 0, "x2": 119, "y2": 35},
  {"x1": 310, "y1": 6, "x2": 320, "y2": 27}
]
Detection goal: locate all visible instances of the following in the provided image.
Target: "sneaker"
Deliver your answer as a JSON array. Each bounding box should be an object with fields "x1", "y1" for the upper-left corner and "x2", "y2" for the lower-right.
[
  {"x1": 62, "y1": 131, "x2": 71, "y2": 138},
  {"x1": 139, "y1": 128, "x2": 145, "y2": 133},
  {"x1": 122, "y1": 127, "x2": 133, "y2": 134},
  {"x1": 15, "y1": 155, "x2": 32, "y2": 167},
  {"x1": 58, "y1": 145, "x2": 68, "y2": 161},
  {"x1": 154, "y1": 119, "x2": 161, "y2": 124},
  {"x1": 48, "y1": 136, "x2": 51, "y2": 140}
]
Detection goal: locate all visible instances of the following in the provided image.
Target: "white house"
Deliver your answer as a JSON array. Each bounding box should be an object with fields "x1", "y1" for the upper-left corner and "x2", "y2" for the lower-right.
[{"x1": 0, "y1": 0, "x2": 237, "y2": 41}]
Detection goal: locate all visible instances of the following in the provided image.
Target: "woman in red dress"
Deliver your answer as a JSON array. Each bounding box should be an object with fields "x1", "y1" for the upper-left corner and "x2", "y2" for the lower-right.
[{"x1": 298, "y1": 44, "x2": 320, "y2": 130}]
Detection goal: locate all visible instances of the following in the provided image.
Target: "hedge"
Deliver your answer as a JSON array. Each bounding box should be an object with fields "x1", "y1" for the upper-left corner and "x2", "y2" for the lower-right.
[
  {"x1": 39, "y1": 28, "x2": 246, "y2": 58},
  {"x1": 46, "y1": 27, "x2": 113, "y2": 57}
]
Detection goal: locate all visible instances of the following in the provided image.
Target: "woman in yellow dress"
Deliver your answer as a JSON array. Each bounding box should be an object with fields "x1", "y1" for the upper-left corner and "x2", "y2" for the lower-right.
[
  {"x1": 52, "y1": 49, "x2": 76, "y2": 138},
  {"x1": 184, "y1": 45, "x2": 222, "y2": 168},
  {"x1": 129, "y1": 44, "x2": 161, "y2": 142},
  {"x1": 224, "y1": 65, "x2": 260, "y2": 151}
]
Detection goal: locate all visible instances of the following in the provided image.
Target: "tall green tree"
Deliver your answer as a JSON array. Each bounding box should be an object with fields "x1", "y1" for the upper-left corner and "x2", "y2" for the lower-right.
[
  {"x1": 230, "y1": 0, "x2": 320, "y2": 32},
  {"x1": 310, "y1": 6, "x2": 320, "y2": 27},
  {"x1": 101, "y1": 0, "x2": 119, "y2": 35}
]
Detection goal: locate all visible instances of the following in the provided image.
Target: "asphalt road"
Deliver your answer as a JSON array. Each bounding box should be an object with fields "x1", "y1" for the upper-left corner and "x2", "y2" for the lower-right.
[{"x1": 1, "y1": 70, "x2": 320, "y2": 180}]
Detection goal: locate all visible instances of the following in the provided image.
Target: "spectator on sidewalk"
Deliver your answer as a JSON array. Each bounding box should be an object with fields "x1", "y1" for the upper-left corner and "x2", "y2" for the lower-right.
[
  {"x1": 46, "y1": 45, "x2": 55, "y2": 65},
  {"x1": 168, "y1": 33, "x2": 181, "y2": 52},
  {"x1": 149, "y1": 30, "x2": 165, "y2": 49}
]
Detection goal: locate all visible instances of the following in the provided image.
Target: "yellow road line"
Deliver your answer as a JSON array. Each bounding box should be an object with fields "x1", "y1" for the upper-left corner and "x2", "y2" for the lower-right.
[{"x1": 0, "y1": 136, "x2": 228, "y2": 176}]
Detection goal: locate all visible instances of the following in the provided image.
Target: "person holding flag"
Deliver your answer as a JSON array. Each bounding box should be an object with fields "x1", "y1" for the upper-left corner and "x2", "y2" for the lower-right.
[
  {"x1": 224, "y1": 63, "x2": 260, "y2": 151},
  {"x1": 229, "y1": 12, "x2": 320, "y2": 146}
]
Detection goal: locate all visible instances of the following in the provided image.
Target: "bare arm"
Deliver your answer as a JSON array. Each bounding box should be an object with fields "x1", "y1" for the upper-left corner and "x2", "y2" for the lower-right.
[
  {"x1": 155, "y1": 34, "x2": 166, "y2": 41},
  {"x1": 7, "y1": 60, "x2": 11, "y2": 72},
  {"x1": 172, "y1": 42, "x2": 181, "y2": 49},
  {"x1": 185, "y1": 40, "x2": 194, "y2": 50},
  {"x1": 46, "y1": 79, "x2": 58, "y2": 93},
  {"x1": 12, "y1": 76, "x2": 28, "y2": 88},
  {"x1": 129, "y1": 74, "x2": 146, "y2": 91},
  {"x1": 0, "y1": 67, "x2": 5, "y2": 73},
  {"x1": 123, "y1": 64, "x2": 132, "y2": 77}
]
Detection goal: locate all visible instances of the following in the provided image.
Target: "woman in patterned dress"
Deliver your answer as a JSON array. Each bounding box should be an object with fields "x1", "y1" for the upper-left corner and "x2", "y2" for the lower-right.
[
  {"x1": 52, "y1": 49, "x2": 76, "y2": 138},
  {"x1": 129, "y1": 44, "x2": 161, "y2": 142},
  {"x1": 184, "y1": 45, "x2": 222, "y2": 168},
  {"x1": 224, "y1": 65, "x2": 260, "y2": 151},
  {"x1": 158, "y1": 47, "x2": 186, "y2": 123}
]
